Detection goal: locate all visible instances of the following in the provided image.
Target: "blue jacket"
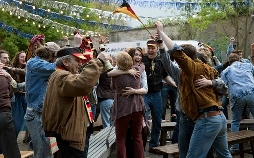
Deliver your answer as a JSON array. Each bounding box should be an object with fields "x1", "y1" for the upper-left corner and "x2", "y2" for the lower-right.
[
  {"x1": 25, "y1": 56, "x2": 56, "y2": 112},
  {"x1": 221, "y1": 61, "x2": 254, "y2": 107}
]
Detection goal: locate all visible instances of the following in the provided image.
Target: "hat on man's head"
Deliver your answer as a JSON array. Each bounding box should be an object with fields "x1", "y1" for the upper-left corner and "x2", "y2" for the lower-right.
[
  {"x1": 147, "y1": 39, "x2": 157, "y2": 47},
  {"x1": 45, "y1": 42, "x2": 60, "y2": 52},
  {"x1": 57, "y1": 47, "x2": 86, "y2": 60}
]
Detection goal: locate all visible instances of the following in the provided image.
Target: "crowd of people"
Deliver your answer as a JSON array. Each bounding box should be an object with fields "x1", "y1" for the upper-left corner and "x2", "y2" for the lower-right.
[{"x1": 0, "y1": 21, "x2": 254, "y2": 158}]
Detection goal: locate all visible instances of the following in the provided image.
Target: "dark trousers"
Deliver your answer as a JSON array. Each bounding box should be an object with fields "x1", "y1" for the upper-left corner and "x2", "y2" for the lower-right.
[
  {"x1": 53, "y1": 124, "x2": 93, "y2": 158},
  {"x1": 0, "y1": 111, "x2": 21, "y2": 158}
]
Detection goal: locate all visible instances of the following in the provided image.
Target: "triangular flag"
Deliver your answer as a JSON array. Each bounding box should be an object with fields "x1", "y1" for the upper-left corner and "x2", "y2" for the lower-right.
[{"x1": 113, "y1": 0, "x2": 141, "y2": 22}]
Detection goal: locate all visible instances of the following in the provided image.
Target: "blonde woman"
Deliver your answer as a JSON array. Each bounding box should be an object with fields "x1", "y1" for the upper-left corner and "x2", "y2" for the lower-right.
[{"x1": 111, "y1": 52, "x2": 146, "y2": 158}]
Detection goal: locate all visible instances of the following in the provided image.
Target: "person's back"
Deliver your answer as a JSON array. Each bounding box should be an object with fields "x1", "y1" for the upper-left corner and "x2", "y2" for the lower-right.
[
  {"x1": 112, "y1": 65, "x2": 144, "y2": 120},
  {"x1": 221, "y1": 53, "x2": 254, "y2": 152},
  {"x1": 24, "y1": 47, "x2": 56, "y2": 158},
  {"x1": 25, "y1": 56, "x2": 55, "y2": 111},
  {"x1": 222, "y1": 61, "x2": 254, "y2": 100}
]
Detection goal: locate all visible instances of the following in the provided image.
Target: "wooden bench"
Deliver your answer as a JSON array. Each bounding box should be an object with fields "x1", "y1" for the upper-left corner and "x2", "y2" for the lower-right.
[
  {"x1": 227, "y1": 130, "x2": 254, "y2": 157},
  {"x1": 160, "y1": 122, "x2": 176, "y2": 146},
  {"x1": 159, "y1": 119, "x2": 254, "y2": 146},
  {"x1": 0, "y1": 151, "x2": 34, "y2": 158},
  {"x1": 87, "y1": 126, "x2": 116, "y2": 158},
  {"x1": 227, "y1": 119, "x2": 254, "y2": 129},
  {"x1": 154, "y1": 130, "x2": 254, "y2": 158}
]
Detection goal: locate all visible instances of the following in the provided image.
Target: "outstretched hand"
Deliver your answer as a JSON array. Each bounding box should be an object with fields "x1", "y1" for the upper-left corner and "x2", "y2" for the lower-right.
[{"x1": 194, "y1": 75, "x2": 212, "y2": 89}]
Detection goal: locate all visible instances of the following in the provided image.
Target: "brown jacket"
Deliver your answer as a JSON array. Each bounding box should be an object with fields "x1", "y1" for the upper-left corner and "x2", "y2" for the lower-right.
[
  {"x1": 173, "y1": 50, "x2": 222, "y2": 120},
  {"x1": 42, "y1": 59, "x2": 103, "y2": 151}
]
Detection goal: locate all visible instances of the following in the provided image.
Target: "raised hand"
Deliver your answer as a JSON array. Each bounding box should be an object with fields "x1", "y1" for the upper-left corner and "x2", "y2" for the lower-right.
[{"x1": 154, "y1": 21, "x2": 164, "y2": 33}]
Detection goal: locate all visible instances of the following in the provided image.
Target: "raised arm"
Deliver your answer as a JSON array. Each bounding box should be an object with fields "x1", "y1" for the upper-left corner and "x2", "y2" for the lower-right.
[{"x1": 226, "y1": 37, "x2": 235, "y2": 58}]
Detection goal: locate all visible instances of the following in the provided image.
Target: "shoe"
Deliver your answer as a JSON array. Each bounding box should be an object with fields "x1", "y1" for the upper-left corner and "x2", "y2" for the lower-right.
[{"x1": 148, "y1": 147, "x2": 162, "y2": 155}]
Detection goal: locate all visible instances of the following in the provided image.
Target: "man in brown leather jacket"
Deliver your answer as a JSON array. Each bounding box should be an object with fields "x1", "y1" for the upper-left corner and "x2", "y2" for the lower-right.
[{"x1": 42, "y1": 47, "x2": 110, "y2": 158}]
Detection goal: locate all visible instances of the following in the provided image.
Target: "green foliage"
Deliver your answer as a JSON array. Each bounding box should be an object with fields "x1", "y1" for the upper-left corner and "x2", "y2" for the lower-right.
[
  {"x1": 208, "y1": 36, "x2": 229, "y2": 62},
  {"x1": 0, "y1": 1, "x2": 119, "y2": 58}
]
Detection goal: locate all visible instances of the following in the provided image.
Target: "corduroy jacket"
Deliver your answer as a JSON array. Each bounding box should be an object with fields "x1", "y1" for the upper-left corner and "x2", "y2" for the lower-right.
[{"x1": 172, "y1": 45, "x2": 222, "y2": 120}]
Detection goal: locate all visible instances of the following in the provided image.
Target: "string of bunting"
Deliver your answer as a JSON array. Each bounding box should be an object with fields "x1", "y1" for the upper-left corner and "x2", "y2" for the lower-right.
[
  {"x1": 87, "y1": 0, "x2": 254, "y2": 9},
  {"x1": 0, "y1": 1, "x2": 86, "y2": 34},
  {"x1": 3, "y1": 0, "x2": 132, "y2": 31},
  {"x1": 16, "y1": 0, "x2": 172, "y2": 23},
  {"x1": 0, "y1": 20, "x2": 33, "y2": 39}
]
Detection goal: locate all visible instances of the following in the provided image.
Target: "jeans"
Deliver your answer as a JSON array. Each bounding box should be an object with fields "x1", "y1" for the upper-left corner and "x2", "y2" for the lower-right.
[
  {"x1": 24, "y1": 109, "x2": 53, "y2": 158},
  {"x1": 0, "y1": 111, "x2": 21, "y2": 158},
  {"x1": 12, "y1": 92, "x2": 27, "y2": 137},
  {"x1": 231, "y1": 93, "x2": 254, "y2": 150},
  {"x1": 179, "y1": 114, "x2": 214, "y2": 158},
  {"x1": 144, "y1": 91, "x2": 162, "y2": 147},
  {"x1": 99, "y1": 99, "x2": 113, "y2": 128},
  {"x1": 186, "y1": 113, "x2": 232, "y2": 158},
  {"x1": 221, "y1": 95, "x2": 229, "y2": 119},
  {"x1": 115, "y1": 112, "x2": 144, "y2": 158},
  {"x1": 161, "y1": 85, "x2": 177, "y2": 120},
  {"x1": 171, "y1": 111, "x2": 181, "y2": 144}
]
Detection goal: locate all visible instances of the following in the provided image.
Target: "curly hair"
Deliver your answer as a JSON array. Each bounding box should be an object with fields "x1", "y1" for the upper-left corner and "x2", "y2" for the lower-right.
[
  {"x1": 117, "y1": 52, "x2": 133, "y2": 71},
  {"x1": 12, "y1": 51, "x2": 26, "y2": 68},
  {"x1": 197, "y1": 47, "x2": 212, "y2": 66}
]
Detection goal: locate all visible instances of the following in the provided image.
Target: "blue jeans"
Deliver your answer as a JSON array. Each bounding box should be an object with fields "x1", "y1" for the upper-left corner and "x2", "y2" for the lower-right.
[
  {"x1": 161, "y1": 85, "x2": 177, "y2": 120},
  {"x1": 0, "y1": 111, "x2": 21, "y2": 158},
  {"x1": 186, "y1": 113, "x2": 232, "y2": 158},
  {"x1": 24, "y1": 109, "x2": 53, "y2": 158},
  {"x1": 144, "y1": 91, "x2": 162, "y2": 147},
  {"x1": 171, "y1": 111, "x2": 181, "y2": 144},
  {"x1": 231, "y1": 93, "x2": 254, "y2": 150},
  {"x1": 99, "y1": 99, "x2": 113, "y2": 128},
  {"x1": 179, "y1": 113, "x2": 215, "y2": 158},
  {"x1": 221, "y1": 95, "x2": 229, "y2": 119},
  {"x1": 12, "y1": 92, "x2": 27, "y2": 137}
]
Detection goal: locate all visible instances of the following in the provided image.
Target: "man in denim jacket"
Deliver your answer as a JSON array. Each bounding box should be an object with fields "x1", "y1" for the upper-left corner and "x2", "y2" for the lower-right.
[
  {"x1": 25, "y1": 47, "x2": 57, "y2": 158},
  {"x1": 221, "y1": 52, "x2": 254, "y2": 152}
]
